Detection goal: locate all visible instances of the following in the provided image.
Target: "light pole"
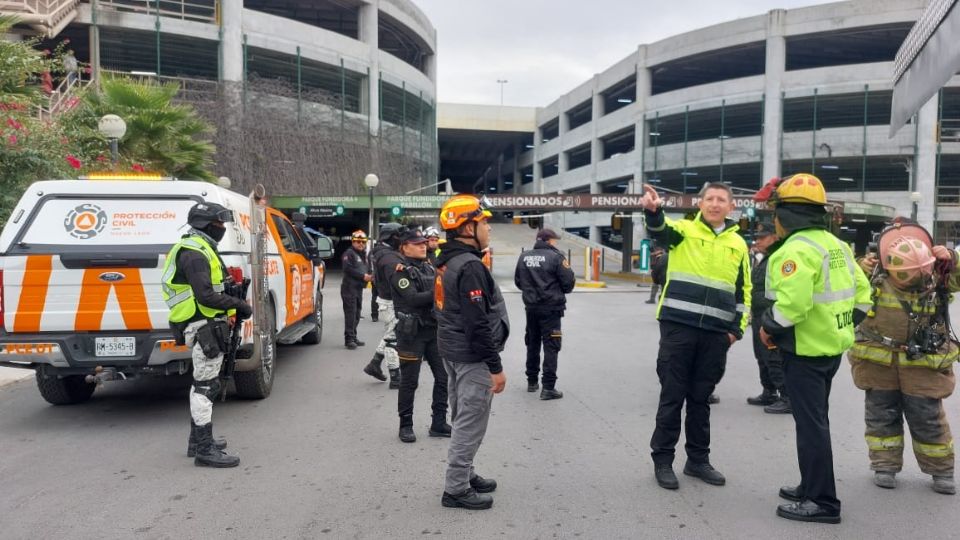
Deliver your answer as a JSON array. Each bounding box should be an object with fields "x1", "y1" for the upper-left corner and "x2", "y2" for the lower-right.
[
  {"x1": 910, "y1": 191, "x2": 922, "y2": 221},
  {"x1": 98, "y1": 114, "x2": 127, "y2": 167},
  {"x1": 364, "y1": 173, "x2": 380, "y2": 241},
  {"x1": 496, "y1": 79, "x2": 508, "y2": 105}
]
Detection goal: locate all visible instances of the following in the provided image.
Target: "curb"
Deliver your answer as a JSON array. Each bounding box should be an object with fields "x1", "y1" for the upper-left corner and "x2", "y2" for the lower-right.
[
  {"x1": 0, "y1": 368, "x2": 33, "y2": 389},
  {"x1": 576, "y1": 280, "x2": 607, "y2": 289}
]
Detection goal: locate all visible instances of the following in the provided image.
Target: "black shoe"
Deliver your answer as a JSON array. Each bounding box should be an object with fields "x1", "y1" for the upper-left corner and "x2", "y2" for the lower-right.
[
  {"x1": 187, "y1": 422, "x2": 226, "y2": 457},
  {"x1": 441, "y1": 488, "x2": 493, "y2": 510},
  {"x1": 345, "y1": 341, "x2": 358, "y2": 350},
  {"x1": 708, "y1": 394, "x2": 720, "y2": 404},
  {"x1": 655, "y1": 464, "x2": 679, "y2": 490},
  {"x1": 371, "y1": 315, "x2": 379, "y2": 322},
  {"x1": 429, "y1": 418, "x2": 452, "y2": 438},
  {"x1": 764, "y1": 397, "x2": 792, "y2": 415},
  {"x1": 683, "y1": 462, "x2": 726, "y2": 486},
  {"x1": 363, "y1": 355, "x2": 386, "y2": 381},
  {"x1": 776, "y1": 501, "x2": 840, "y2": 524},
  {"x1": 399, "y1": 425, "x2": 416, "y2": 443},
  {"x1": 193, "y1": 424, "x2": 240, "y2": 468},
  {"x1": 779, "y1": 485, "x2": 802, "y2": 502},
  {"x1": 747, "y1": 388, "x2": 778, "y2": 406},
  {"x1": 527, "y1": 382, "x2": 539, "y2": 392},
  {"x1": 644, "y1": 299, "x2": 656, "y2": 304},
  {"x1": 540, "y1": 388, "x2": 563, "y2": 400},
  {"x1": 354, "y1": 339, "x2": 365, "y2": 346},
  {"x1": 389, "y1": 368, "x2": 400, "y2": 390},
  {"x1": 470, "y1": 474, "x2": 498, "y2": 493}
]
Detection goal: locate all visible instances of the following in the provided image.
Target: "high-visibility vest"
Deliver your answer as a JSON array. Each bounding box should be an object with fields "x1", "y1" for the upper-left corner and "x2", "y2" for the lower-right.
[
  {"x1": 653, "y1": 214, "x2": 751, "y2": 335},
  {"x1": 765, "y1": 228, "x2": 872, "y2": 356},
  {"x1": 161, "y1": 234, "x2": 230, "y2": 323}
]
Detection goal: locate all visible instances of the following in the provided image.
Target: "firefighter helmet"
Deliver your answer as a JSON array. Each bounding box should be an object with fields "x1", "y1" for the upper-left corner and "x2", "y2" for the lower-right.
[
  {"x1": 351, "y1": 230, "x2": 368, "y2": 242},
  {"x1": 878, "y1": 222, "x2": 935, "y2": 287},
  {"x1": 439, "y1": 195, "x2": 493, "y2": 230},
  {"x1": 772, "y1": 173, "x2": 828, "y2": 206}
]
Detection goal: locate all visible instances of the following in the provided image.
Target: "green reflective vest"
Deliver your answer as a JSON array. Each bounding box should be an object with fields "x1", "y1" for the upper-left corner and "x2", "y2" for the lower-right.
[
  {"x1": 652, "y1": 212, "x2": 751, "y2": 336},
  {"x1": 765, "y1": 228, "x2": 872, "y2": 357},
  {"x1": 161, "y1": 234, "x2": 229, "y2": 323}
]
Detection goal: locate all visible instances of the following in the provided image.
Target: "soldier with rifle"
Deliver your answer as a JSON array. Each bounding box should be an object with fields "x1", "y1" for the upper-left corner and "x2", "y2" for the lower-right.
[{"x1": 162, "y1": 202, "x2": 252, "y2": 468}]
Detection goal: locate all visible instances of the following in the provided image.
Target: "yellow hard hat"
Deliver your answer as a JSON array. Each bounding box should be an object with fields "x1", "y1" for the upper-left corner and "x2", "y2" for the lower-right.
[
  {"x1": 439, "y1": 195, "x2": 493, "y2": 230},
  {"x1": 773, "y1": 173, "x2": 827, "y2": 206}
]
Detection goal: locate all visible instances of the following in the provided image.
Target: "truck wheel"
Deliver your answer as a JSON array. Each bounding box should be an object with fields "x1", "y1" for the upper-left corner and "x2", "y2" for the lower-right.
[
  {"x1": 36, "y1": 373, "x2": 96, "y2": 405},
  {"x1": 235, "y1": 304, "x2": 276, "y2": 399},
  {"x1": 300, "y1": 291, "x2": 323, "y2": 345}
]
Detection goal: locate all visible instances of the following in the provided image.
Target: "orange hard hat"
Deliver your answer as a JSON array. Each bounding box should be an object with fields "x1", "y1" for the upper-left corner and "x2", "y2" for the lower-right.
[{"x1": 439, "y1": 195, "x2": 493, "y2": 230}]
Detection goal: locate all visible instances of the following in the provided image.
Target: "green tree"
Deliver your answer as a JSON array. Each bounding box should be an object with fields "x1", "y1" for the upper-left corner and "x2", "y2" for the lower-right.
[
  {"x1": 0, "y1": 16, "x2": 73, "y2": 225},
  {"x1": 61, "y1": 76, "x2": 217, "y2": 181}
]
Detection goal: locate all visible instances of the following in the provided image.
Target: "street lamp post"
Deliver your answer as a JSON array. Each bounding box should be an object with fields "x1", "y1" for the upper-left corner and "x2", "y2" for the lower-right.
[
  {"x1": 910, "y1": 191, "x2": 922, "y2": 221},
  {"x1": 98, "y1": 114, "x2": 127, "y2": 167},
  {"x1": 496, "y1": 79, "x2": 508, "y2": 105},
  {"x1": 364, "y1": 173, "x2": 380, "y2": 241}
]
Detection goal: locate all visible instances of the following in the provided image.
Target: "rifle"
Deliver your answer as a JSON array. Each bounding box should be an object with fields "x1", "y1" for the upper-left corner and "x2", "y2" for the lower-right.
[{"x1": 220, "y1": 277, "x2": 251, "y2": 401}]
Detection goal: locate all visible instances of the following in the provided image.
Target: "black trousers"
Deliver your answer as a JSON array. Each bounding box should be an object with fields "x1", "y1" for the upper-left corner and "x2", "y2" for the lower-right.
[
  {"x1": 341, "y1": 286, "x2": 362, "y2": 342},
  {"x1": 397, "y1": 325, "x2": 448, "y2": 425},
  {"x1": 525, "y1": 309, "x2": 563, "y2": 389},
  {"x1": 648, "y1": 284, "x2": 661, "y2": 302},
  {"x1": 751, "y1": 317, "x2": 785, "y2": 394},
  {"x1": 782, "y1": 351, "x2": 841, "y2": 514},
  {"x1": 650, "y1": 321, "x2": 729, "y2": 465},
  {"x1": 370, "y1": 283, "x2": 379, "y2": 318}
]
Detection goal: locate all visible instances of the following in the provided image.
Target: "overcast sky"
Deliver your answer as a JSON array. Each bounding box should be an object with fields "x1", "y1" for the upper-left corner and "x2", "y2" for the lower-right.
[{"x1": 415, "y1": 0, "x2": 828, "y2": 107}]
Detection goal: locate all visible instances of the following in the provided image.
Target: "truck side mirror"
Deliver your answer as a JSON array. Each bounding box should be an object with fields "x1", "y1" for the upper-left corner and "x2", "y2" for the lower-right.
[{"x1": 314, "y1": 235, "x2": 335, "y2": 260}]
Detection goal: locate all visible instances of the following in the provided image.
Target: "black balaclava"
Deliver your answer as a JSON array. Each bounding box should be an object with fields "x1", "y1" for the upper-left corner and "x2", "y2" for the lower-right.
[{"x1": 204, "y1": 222, "x2": 226, "y2": 243}]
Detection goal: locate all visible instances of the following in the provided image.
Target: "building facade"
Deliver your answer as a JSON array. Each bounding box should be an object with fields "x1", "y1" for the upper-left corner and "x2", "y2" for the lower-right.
[
  {"x1": 492, "y1": 0, "x2": 960, "y2": 247},
  {"x1": 3, "y1": 0, "x2": 438, "y2": 196}
]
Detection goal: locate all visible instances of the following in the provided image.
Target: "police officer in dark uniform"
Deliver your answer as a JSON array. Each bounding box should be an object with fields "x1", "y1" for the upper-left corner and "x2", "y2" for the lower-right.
[
  {"x1": 748, "y1": 221, "x2": 790, "y2": 414},
  {"x1": 162, "y1": 202, "x2": 251, "y2": 468},
  {"x1": 342, "y1": 230, "x2": 372, "y2": 349},
  {"x1": 514, "y1": 228, "x2": 575, "y2": 399},
  {"x1": 391, "y1": 229, "x2": 450, "y2": 443}
]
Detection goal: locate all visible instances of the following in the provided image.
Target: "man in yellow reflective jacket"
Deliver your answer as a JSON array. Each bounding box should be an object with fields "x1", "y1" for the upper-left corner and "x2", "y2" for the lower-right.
[
  {"x1": 758, "y1": 174, "x2": 872, "y2": 524},
  {"x1": 640, "y1": 182, "x2": 751, "y2": 491}
]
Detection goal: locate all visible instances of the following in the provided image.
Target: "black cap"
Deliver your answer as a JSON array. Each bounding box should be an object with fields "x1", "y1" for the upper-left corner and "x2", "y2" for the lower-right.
[
  {"x1": 398, "y1": 229, "x2": 429, "y2": 245},
  {"x1": 754, "y1": 220, "x2": 776, "y2": 237},
  {"x1": 537, "y1": 228, "x2": 560, "y2": 242}
]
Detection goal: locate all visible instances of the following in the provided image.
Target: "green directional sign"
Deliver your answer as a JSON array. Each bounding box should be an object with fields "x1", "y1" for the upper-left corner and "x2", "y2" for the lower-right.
[{"x1": 390, "y1": 206, "x2": 402, "y2": 217}]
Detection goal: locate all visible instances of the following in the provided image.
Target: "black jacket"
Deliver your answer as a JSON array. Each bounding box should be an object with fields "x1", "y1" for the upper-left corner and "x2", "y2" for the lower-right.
[
  {"x1": 435, "y1": 240, "x2": 509, "y2": 374},
  {"x1": 390, "y1": 257, "x2": 436, "y2": 326},
  {"x1": 341, "y1": 246, "x2": 368, "y2": 293},
  {"x1": 514, "y1": 240, "x2": 575, "y2": 312},
  {"x1": 170, "y1": 232, "x2": 247, "y2": 329},
  {"x1": 750, "y1": 253, "x2": 772, "y2": 317},
  {"x1": 371, "y1": 242, "x2": 403, "y2": 301}
]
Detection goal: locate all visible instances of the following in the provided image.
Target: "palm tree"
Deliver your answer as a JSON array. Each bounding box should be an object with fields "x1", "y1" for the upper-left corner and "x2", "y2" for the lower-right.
[{"x1": 61, "y1": 76, "x2": 217, "y2": 181}]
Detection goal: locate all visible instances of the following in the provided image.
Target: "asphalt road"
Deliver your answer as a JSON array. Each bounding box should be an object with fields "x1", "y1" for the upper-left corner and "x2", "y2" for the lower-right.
[{"x1": 2, "y1": 275, "x2": 959, "y2": 540}]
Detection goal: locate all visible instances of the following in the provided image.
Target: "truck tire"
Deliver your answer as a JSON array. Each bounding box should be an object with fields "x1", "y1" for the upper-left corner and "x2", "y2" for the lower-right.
[
  {"x1": 300, "y1": 290, "x2": 323, "y2": 345},
  {"x1": 235, "y1": 303, "x2": 276, "y2": 399},
  {"x1": 36, "y1": 373, "x2": 96, "y2": 405}
]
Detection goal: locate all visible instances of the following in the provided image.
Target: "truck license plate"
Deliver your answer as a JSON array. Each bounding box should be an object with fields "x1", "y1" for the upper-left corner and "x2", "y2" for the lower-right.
[{"x1": 95, "y1": 337, "x2": 136, "y2": 357}]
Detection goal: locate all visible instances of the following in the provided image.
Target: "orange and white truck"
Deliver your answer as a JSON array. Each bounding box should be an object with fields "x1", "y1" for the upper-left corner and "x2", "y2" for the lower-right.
[{"x1": 0, "y1": 177, "x2": 332, "y2": 404}]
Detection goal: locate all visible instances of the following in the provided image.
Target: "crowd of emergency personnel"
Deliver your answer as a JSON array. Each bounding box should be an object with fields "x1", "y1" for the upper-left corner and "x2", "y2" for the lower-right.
[{"x1": 160, "y1": 173, "x2": 956, "y2": 518}]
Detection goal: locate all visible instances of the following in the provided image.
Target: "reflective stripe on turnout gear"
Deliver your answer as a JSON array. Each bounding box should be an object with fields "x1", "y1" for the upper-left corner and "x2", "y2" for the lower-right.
[
  {"x1": 866, "y1": 434, "x2": 904, "y2": 451},
  {"x1": 913, "y1": 439, "x2": 954, "y2": 458}
]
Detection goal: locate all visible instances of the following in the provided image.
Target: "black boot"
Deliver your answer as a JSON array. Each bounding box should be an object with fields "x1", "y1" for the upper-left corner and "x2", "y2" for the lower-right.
[
  {"x1": 654, "y1": 464, "x2": 679, "y2": 490},
  {"x1": 441, "y1": 488, "x2": 493, "y2": 510},
  {"x1": 399, "y1": 416, "x2": 416, "y2": 443},
  {"x1": 470, "y1": 474, "x2": 497, "y2": 493},
  {"x1": 363, "y1": 353, "x2": 386, "y2": 381},
  {"x1": 187, "y1": 421, "x2": 227, "y2": 457},
  {"x1": 429, "y1": 415, "x2": 452, "y2": 438},
  {"x1": 193, "y1": 423, "x2": 240, "y2": 468},
  {"x1": 389, "y1": 368, "x2": 401, "y2": 390},
  {"x1": 540, "y1": 388, "x2": 564, "y2": 400},
  {"x1": 747, "y1": 388, "x2": 778, "y2": 406},
  {"x1": 763, "y1": 396, "x2": 792, "y2": 414}
]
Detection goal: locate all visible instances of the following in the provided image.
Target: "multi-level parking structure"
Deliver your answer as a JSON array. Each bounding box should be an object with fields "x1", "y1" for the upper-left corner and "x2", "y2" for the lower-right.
[{"x1": 485, "y1": 0, "x2": 960, "y2": 249}]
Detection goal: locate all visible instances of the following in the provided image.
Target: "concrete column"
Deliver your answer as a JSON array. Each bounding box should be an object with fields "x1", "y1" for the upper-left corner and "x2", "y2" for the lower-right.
[
  {"x1": 590, "y1": 74, "x2": 603, "y2": 196},
  {"x1": 360, "y1": 1, "x2": 380, "y2": 136},
  {"x1": 635, "y1": 45, "x2": 650, "y2": 193},
  {"x1": 915, "y1": 95, "x2": 939, "y2": 232},
  {"x1": 220, "y1": 0, "x2": 243, "y2": 82},
  {"x1": 762, "y1": 10, "x2": 787, "y2": 184},
  {"x1": 512, "y1": 142, "x2": 522, "y2": 193}
]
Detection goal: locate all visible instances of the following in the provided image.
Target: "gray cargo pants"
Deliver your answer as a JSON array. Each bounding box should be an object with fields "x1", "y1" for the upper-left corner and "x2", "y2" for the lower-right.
[{"x1": 444, "y1": 360, "x2": 494, "y2": 494}]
